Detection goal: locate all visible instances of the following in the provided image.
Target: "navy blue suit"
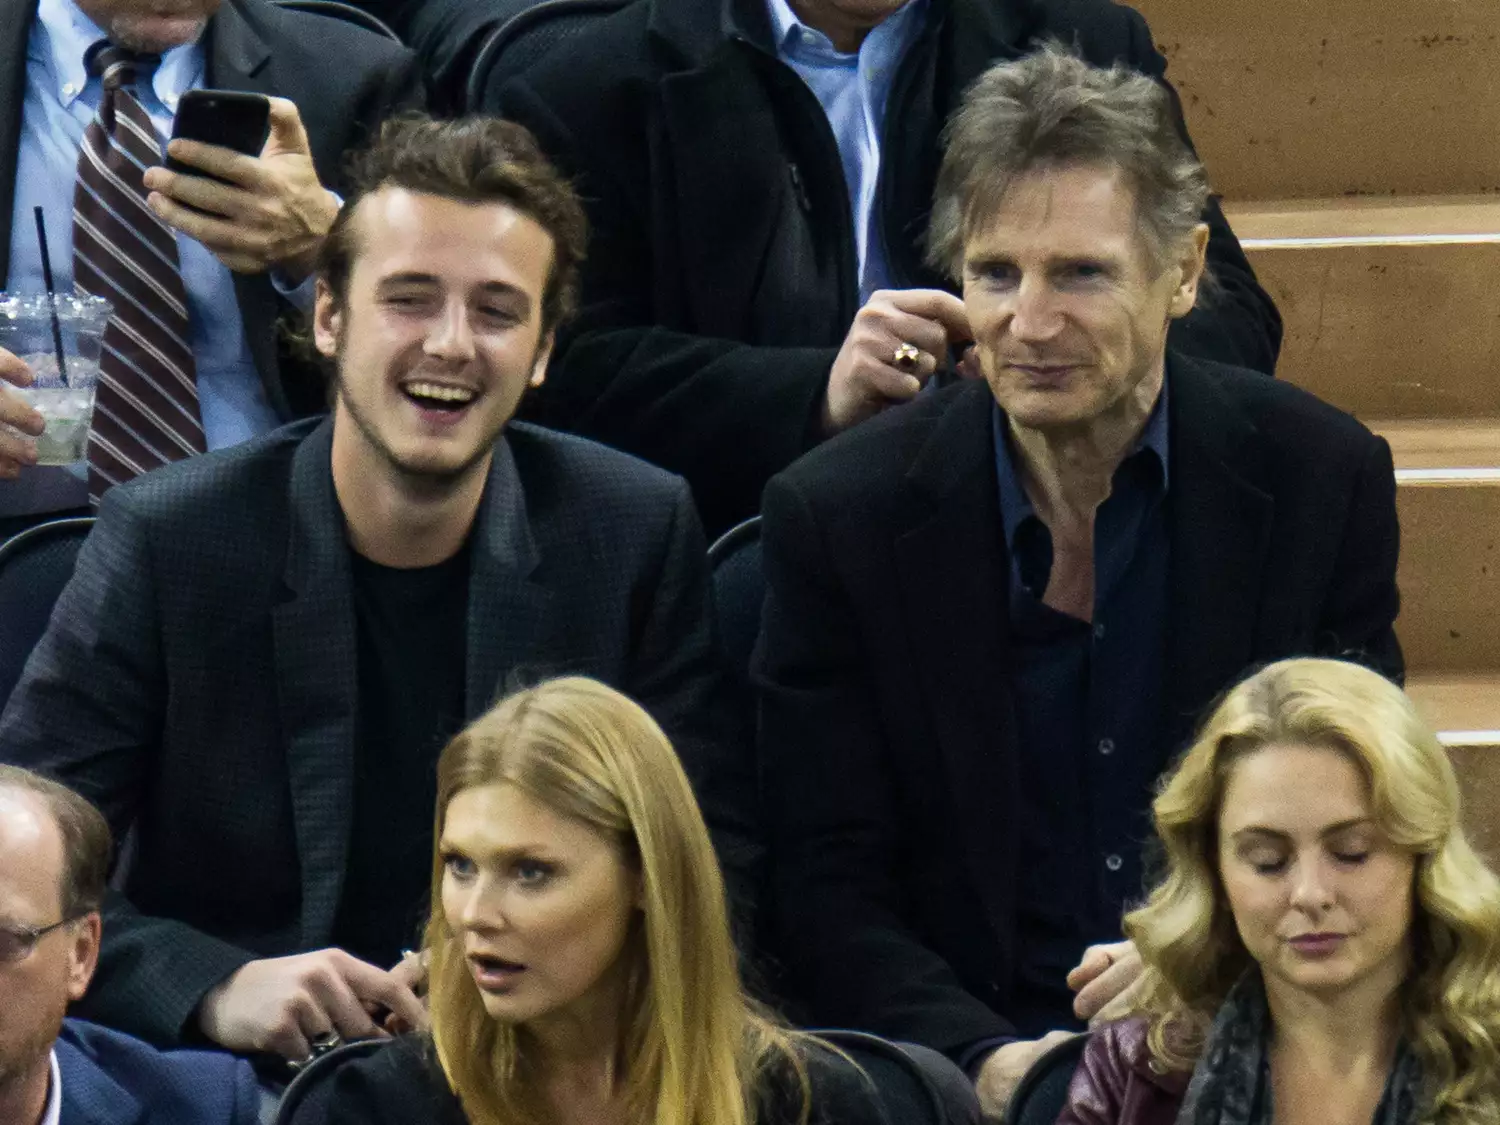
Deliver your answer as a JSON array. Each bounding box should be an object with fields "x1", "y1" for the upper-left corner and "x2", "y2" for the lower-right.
[{"x1": 55, "y1": 1020, "x2": 261, "y2": 1125}]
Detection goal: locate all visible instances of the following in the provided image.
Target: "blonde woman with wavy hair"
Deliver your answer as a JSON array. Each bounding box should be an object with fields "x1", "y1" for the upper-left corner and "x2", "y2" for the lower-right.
[
  {"x1": 1057, "y1": 657, "x2": 1500, "y2": 1125},
  {"x1": 286, "y1": 677, "x2": 956, "y2": 1125}
]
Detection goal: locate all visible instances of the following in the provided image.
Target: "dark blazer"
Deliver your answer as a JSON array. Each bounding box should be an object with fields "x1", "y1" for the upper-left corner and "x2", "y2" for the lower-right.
[
  {"x1": 1056, "y1": 1020, "x2": 1187, "y2": 1125},
  {"x1": 494, "y1": 0, "x2": 1283, "y2": 535},
  {"x1": 0, "y1": 0, "x2": 422, "y2": 421},
  {"x1": 281, "y1": 1032, "x2": 957, "y2": 1125},
  {"x1": 0, "y1": 418, "x2": 757, "y2": 1047},
  {"x1": 754, "y1": 355, "x2": 1402, "y2": 1057},
  {"x1": 55, "y1": 1019, "x2": 263, "y2": 1125}
]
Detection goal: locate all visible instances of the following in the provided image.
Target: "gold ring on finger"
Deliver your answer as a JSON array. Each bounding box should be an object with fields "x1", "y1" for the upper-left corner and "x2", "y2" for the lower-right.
[{"x1": 893, "y1": 342, "x2": 922, "y2": 370}]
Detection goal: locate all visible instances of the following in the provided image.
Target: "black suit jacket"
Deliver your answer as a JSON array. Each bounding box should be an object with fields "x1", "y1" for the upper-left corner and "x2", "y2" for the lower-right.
[
  {"x1": 0, "y1": 418, "x2": 757, "y2": 1047},
  {"x1": 0, "y1": 0, "x2": 422, "y2": 420},
  {"x1": 495, "y1": 0, "x2": 1283, "y2": 535},
  {"x1": 754, "y1": 355, "x2": 1401, "y2": 1056}
]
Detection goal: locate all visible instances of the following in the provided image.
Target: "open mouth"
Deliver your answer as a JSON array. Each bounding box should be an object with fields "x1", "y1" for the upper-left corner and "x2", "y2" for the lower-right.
[
  {"x1": 468, "y1": 953, "x2": 527, "y2": 989},
  {"x1": 401, "y1": 380, "x2": 478, "y2": 414}
]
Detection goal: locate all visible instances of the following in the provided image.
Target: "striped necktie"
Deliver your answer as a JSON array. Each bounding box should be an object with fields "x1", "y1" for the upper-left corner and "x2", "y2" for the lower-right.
[{"x1": 74, "y1": 41, "x2": 203, "y2": 503}]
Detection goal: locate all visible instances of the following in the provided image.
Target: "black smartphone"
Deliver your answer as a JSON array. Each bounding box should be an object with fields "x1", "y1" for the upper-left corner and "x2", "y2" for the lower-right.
[{"x1": 163, "y1": 89, "x2": 271, "y2": 178}]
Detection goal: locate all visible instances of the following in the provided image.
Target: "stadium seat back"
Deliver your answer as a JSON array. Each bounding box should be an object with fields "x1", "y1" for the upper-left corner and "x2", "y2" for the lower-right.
[
  {"x1": 707, "y1": 515, "x2": 764, "y2": 694},
  {"x1": 275, "y1": 1031, "x2": 981, "y2": 1124},
  {"x1": 1003, "y1": 1031, "x2": 1090, "y2": 1125},
  {"x1": 814, "y1": 1029, "x2": 984, "y2": 1124},
  {"x1": 0, "y1": 516, "x2": 94, "y2": 714},
  {"x1": 465, "y1": 0, "x2": 637, "y2": 112},
  {"x1": 273, "y1": 1039, "x2": 388, "y2": 1123},
  {"x1": 272, "y1": 0, "x2": 403, "y2": 42}
]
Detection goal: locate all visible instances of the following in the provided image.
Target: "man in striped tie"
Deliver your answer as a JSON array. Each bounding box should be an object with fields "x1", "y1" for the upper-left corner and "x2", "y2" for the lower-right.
[{"x1": 0, "y1": 0, "x2": 420, "y2": 539}]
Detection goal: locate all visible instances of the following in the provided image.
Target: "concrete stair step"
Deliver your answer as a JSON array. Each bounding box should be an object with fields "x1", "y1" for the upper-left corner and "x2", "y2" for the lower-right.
[
  {"x1": 1382, "y1": 419, "x2": 1500, "y2": 475},
  {"x1": 1395, "y1": 480, "x2": 1500, "y2": 671},
  {"x1": 1130, "y1": 0, "x2": 1500, "y2": 198},
  {"x1": 1408, "y1": 673, "x2": 1500, "y2": 741},
  {"x1": 1407, "y1": 674, "x2": 1500, "y2": 860},
  {"x1": 1219, "y1": 196, "x2": 1500, "y2": 418}
]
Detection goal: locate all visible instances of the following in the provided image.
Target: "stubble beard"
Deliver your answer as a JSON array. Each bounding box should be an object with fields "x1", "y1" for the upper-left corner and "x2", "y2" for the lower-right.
[
  {"x1": 333, "y1": 367, "x2": 500, "y2": 496},
  {"x1": 101, "y1": 13, "x2": 210, "y2": 53}
]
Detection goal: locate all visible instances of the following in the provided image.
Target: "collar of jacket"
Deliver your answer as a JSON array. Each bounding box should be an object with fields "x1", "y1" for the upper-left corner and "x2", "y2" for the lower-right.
[
  {"x1": 1107, "y1": 1018, "x2": 1195, "y2": 1095},
  {"x1": 206, "y1": 0, "x2": 274, "y2": 86},
  {"x1": 643, "y1": 0, "x2": 1043, "y2": 71}
]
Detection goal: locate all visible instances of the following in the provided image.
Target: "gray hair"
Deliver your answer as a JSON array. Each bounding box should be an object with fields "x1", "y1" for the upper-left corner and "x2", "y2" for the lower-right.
[{"x1": 926, "y1": 43, "x2": 1211, "y2": 282}]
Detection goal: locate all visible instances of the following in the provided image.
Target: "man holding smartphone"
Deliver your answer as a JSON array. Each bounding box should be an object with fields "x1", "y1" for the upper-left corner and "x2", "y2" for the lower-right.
[{"x1": 0, "y1": 0, "x2": 421, "y2": 535}]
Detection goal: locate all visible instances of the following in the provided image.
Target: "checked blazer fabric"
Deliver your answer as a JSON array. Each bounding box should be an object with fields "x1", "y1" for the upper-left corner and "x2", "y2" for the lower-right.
[
  {"x1": 0, "y1": 418, "x2": 758, "y2": 1047},
  {"x1": 74, "y1": 42, "x2": 205, "y2": 503},
  {"x1": 56, "y1": 1019, "x2": 263, "y2": 1125}
]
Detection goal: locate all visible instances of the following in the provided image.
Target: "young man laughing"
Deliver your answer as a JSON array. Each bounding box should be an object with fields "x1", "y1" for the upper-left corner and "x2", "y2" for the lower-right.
[{"x1": 0, "y1": 115, "x2": 758, "y2": 1069}]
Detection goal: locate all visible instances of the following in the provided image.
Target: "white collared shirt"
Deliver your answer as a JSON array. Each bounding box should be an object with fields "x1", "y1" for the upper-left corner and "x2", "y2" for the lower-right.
[{"x1": 40, "y1": 1050, "x2": 61, "y2": 1125}]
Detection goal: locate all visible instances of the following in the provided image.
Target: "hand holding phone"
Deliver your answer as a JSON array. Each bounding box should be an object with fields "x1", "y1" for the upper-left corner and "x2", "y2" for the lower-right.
[
  {"x1": 163, "y1": 89, "x2": 271, "y2": 183},
  {"x1": 144, "y1": 94, "x2": 338, "y2": 279}
]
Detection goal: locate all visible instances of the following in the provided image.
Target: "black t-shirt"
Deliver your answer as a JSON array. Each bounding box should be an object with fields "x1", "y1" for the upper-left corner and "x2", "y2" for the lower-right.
[{"x1": 332, "y1": 542, "x2": 470, "y2": 969}]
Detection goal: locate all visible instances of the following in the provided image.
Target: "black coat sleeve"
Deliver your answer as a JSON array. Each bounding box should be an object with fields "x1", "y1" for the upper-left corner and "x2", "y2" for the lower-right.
[
  {"x1": 0, "y1": 492, "x2": 258, "y2": 1045},
  {"x1": 496, "y1": 79, "x2": 838, "y2": 537},
  {"x1": 1315, "y1": 433, "x2": 1403, "y2": 682},
  {"x1": 755, "y1": 476, "x2": 1013, "y2": 1055}
]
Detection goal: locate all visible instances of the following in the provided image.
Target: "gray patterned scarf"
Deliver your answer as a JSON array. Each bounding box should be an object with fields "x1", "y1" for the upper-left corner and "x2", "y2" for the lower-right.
[{"x1": 1174, "y1": 973, "x2": 1423, "y2": 1125}]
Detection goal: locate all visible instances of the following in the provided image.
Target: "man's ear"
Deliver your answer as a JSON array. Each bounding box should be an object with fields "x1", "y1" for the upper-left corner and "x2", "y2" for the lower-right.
[
  {"x1": 1168, "y1": 223, "x2": 1211, "y2": 319},
  {"x1": 313, "y1": 278, "x2": 342, "y2": 359},
  {"x1": 66, "y1": 913, "x2": 102, "y2": 1002},
  {"x1": 529, "y1": 331, "x2": 555, "y2": 389}
]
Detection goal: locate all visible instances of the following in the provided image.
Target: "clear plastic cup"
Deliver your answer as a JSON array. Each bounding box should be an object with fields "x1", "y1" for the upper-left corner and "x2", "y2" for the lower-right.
[{"x1": 0, "y1": 293, "x2": 112, "y2": 465}]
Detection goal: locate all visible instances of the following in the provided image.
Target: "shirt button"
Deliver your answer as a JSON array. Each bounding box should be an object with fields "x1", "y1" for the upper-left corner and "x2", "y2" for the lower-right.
[
  {"x1": 1093, "y1": 622, "x2": 1106, "y2": 640},
  {"x1": 1098, "y1": 737, "x2": 1115, "y2": 756},
  {"x1": 1105, "y1": 854, "x2": 1123, "y2": 872},
  {"x1": 62, "y1": 82, "x2": 77, "y2": 95}
]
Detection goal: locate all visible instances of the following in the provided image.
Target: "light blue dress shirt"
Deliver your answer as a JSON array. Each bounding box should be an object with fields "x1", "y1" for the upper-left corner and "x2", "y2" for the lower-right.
[
  {"x1": 3, "y1": 0, "x2": 293, "y2": 514},
  {"x1": 765, "y1": 0, "x2": 926, "y2": 303}
]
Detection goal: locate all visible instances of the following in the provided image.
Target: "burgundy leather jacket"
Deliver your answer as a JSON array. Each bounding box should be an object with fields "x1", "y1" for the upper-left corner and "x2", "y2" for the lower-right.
[{"x1": 1056, "y1": 1019, "x2": 1193, "y2": 1125}]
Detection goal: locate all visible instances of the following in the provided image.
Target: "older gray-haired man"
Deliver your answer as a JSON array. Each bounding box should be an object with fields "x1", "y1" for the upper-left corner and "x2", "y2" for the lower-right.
[
  {"x1": 756, "y1": 46, "x2": 1401, "y2": 1116},
  {"x1": 0, "y1": 765, "x2": 262, "y2": 1124},
  {"x1": 491, "y1": 0, "x2": 1282, "y2": 539}
]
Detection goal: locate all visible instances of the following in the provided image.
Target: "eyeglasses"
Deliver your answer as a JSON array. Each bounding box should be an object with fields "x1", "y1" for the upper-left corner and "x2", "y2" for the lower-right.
[{"x1": 0, "y1": 918, "x2": 77, "y2": 964}]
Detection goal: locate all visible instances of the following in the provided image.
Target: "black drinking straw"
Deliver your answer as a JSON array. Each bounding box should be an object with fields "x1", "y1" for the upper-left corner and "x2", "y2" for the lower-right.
[{"x1": 32, "y1": 206, "x2": 69, "y2": 381}]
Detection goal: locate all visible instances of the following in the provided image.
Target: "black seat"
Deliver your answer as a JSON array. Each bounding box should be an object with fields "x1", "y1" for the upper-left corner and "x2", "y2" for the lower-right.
[
  {"x1": 464, "y1": 0, "x2": 634, "y2": 112},
  {"x1": 1003, "y1": 1031, "x2": 1090, "y2": 1125},
  {"x1": 707, "y1": 515, "x2": 763, "y2": 694},
  {"x1": 273, "y1": 1039, "x2": 387, "y2": 1124},
  {"x1": 0, "y1": 516, "x2": 94, "y2": 714},
  {"x1": 815, "y1": 1029, "x2": 983, "y2": 1124},
  {"x1": 276, "y1": 1031, "x2": 980, "y2": 1124},
  {"x1": 272, "y1": 0, "x2": 402, "y2": 42}
]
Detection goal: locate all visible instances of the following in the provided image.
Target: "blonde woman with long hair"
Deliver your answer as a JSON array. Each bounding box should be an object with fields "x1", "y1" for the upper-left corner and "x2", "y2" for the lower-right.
[
  {"x1": 285, "y1": 677, "x2": 960, "y2": 1125},
  {"x1": 1057, "y1": 657, "x2": 1500, "y2": 1125}
]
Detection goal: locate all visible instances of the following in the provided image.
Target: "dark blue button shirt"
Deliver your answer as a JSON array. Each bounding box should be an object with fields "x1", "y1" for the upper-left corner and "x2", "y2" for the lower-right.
[{"x1": 992, "y1": 385, "x2": 1172, "y2": 1037}]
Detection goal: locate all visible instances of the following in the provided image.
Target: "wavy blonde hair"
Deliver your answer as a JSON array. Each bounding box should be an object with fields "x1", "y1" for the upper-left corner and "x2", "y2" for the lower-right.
[
  {"x1": 1124, "y1": 658, "x2": 1500, "y2": 1123},
  {"x1": 423, "y1": 677, "x2": 810, "y2": 1125}
]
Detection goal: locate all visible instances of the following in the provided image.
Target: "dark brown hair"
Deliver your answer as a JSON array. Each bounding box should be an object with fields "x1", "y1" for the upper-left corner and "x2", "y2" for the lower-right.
[
  {"x1": 319, "y1": 113, "x2": 589, "y2": 335},
  {"x1": 0, "y1": 765, "x2": 111, "y2": 917}
]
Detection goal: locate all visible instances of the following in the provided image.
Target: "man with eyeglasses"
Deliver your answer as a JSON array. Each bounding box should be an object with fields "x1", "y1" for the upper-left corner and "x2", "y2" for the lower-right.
[{"x1": 0, "y1": 765, "x2": 261, "y2": 1125}]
